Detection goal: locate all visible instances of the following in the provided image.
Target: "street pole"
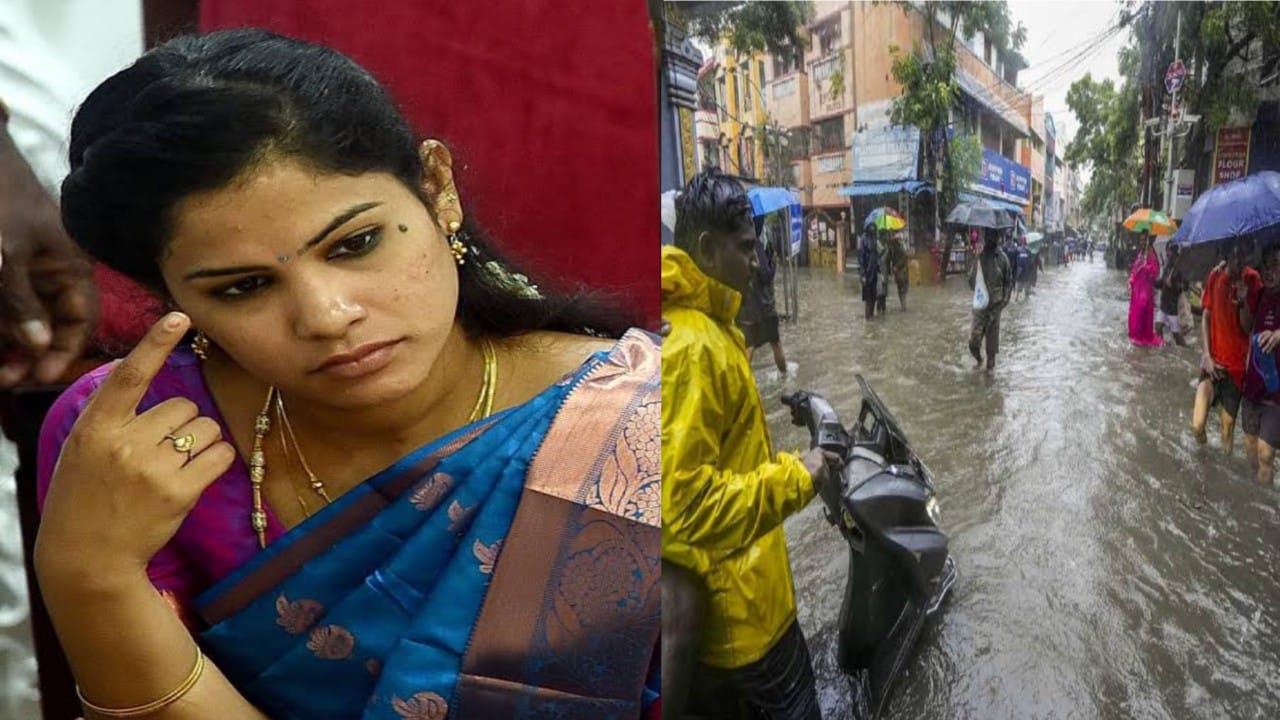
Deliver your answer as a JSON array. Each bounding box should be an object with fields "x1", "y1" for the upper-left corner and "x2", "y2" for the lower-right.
[{"x1": 1164, "y1": 9, "x2": 1181, "y2": 216}]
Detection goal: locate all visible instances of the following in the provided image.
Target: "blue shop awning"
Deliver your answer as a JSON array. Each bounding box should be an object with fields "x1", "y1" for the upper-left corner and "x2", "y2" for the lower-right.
[
  {"x1": 747, "y1": 187, "x2": 800, "y2": 216},
  {"x1": 839, "y1": 181, "x2": 934, "y2": 197},
  {"x1": 959, "y1": 192, "x2": 1025, "y2": 215}
]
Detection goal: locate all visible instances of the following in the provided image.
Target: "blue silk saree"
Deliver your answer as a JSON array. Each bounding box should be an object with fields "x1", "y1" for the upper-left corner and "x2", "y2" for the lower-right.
[{"x1": 191, "y1": 330, "x2": 661, "y2": 719}]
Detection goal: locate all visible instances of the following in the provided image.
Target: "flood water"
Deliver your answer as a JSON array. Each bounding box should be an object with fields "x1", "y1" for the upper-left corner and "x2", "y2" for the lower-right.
[{"x1": 755, "y1": 258, "x2": 1280, "y2": 719}]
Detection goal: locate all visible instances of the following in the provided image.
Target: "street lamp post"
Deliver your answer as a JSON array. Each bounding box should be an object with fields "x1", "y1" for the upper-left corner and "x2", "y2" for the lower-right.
[{"x1": 1164, "y1": 11, "x2": 1181, "y2": 217}]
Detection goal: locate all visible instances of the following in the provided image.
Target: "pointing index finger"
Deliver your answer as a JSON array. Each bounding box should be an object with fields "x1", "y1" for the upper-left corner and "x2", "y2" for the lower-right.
[{"x1": 84, "y1": 313, "x2": 191, "y2": 421}]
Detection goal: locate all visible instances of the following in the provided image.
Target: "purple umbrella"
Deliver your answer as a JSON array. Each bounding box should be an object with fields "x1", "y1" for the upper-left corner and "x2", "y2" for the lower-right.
[{"x1": 1170, "y1": 171, "x2": 1280, "y2": 281}]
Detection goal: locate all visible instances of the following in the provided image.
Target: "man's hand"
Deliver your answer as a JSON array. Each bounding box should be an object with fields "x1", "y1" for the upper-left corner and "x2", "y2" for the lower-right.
[
  {"x1": 802, "y1": 447, "x2": 842, "y2": 494},
  {"x1": 1200, "y1": 351, "x2": 1217, "y2": 376},
  {"x1": 1235, "y1": 279, "x2": 1251, "y2": 304},
  {"x1": 1262, "y1": 331, "x2": 1280, "y2": 354},
  {"x1": 0, "y1": 131, "x2": 98, "y2": 386}
]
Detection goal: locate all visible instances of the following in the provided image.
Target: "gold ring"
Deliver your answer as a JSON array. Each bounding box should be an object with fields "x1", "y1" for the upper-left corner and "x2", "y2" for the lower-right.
[{"x1": 165, "y1": 434, "x2": 196, "y2": 453}]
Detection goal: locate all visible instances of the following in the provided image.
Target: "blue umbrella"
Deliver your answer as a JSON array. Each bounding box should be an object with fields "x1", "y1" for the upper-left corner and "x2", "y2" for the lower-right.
[
  {"x1": 747, "y1": 187, "x2": 799, "y2": 217},
  {"x1": 1170, "y1": 171, "x2": 1280, "y2": 279},
  {"x1": 1171, "y1": 171, "x2": 1280, "y2": 244}
]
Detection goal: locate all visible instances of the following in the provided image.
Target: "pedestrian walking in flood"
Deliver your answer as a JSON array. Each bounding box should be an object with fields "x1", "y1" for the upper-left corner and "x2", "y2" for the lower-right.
[
  {"x1": 969, "y1": 228, "x2": 1014, "y2": 371},
  {"x1": 1192, "y1": 240, "x2": 1261, "y2": 451},
  {"x1": 739, "y1": 222, "x2": 789, "y2": 375},
  {"x1": 876, "y1": 229, "x2": 891, "y2": 315},
  {"x1": 859, "y1": 229, "x2": 880, "y2": 320},
  {"x1": 889, "y1": 231, "x2": 910, "y2": 312},
  {"x1": 1239, "y1": 243, "x2": 1280, "y2": 486},
  {"x1": 1015, "y1": 238, "x2": 1033, "y2": 302},
  {"x1": 1155, "y1": 244, "x2": 1189, "y2": 346},
  {"x1": 1128, "y1": 232, "x2": 1164, "y2": 347}
]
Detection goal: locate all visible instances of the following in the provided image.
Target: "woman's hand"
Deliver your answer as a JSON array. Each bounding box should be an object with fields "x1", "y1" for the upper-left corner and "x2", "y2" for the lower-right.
[{"x1": 35, "y1": 313, "x2": 237, "y2": 581}]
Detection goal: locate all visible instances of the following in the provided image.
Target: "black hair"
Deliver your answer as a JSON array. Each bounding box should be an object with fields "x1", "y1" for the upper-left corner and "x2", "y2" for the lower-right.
[
  {"x1": 673, "y1": 167, "x2": 755, "y2": 256},
  {"x1": 61, "y1": 29, "x2": 634, "y2": 341},
  {"x1": 1260, "y1": 242, "x2": 1280, "y2": 265}
]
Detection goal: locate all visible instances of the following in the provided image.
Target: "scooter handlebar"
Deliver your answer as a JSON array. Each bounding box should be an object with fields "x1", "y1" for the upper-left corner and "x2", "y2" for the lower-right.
[{"x1": 781, "y1": 391, "x2": 850, "y2": 458}]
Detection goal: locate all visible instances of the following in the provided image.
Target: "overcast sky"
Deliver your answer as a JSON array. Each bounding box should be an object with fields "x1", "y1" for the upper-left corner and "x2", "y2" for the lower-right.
[{"x1": 1007, "y1": 0, "x2": 1131, "y2": 182}]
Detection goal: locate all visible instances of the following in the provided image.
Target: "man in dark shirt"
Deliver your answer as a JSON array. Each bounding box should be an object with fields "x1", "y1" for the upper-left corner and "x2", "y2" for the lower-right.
[
  {"x1": 968, "y1": 228, "x2": 1014, "y2": 371},
  {"x1": 1155, "y1": 245, "x2": 1187, "y2": 345}
]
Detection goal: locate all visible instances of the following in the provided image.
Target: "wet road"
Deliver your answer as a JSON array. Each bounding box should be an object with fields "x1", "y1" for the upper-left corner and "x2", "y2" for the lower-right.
[{"x1": 756, "y1": 258, "x2": 1280, "y2": 719}]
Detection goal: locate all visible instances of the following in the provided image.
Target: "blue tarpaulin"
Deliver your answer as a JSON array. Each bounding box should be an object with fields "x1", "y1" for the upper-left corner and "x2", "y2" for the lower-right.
[
  {"x1": 838, "y1": 181, "x2": 934, "y2": 197},
  {"x1": 748, "y1": 187, "x2": 800, "y2": 217}
]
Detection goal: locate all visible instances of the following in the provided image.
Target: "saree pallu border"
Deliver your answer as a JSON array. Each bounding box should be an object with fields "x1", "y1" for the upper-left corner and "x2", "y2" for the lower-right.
[{"x1": 452, "y1": 331, "x2": 662, "y2": 719}]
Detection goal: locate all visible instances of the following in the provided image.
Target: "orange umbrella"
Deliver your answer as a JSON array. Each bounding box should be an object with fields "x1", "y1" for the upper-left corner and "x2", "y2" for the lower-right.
[{"x1": 1123, "y1": 208, "x2": 1177, "y2": 236}]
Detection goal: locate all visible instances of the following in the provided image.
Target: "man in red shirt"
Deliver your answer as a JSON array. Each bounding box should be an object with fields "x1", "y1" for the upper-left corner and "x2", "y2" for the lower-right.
[{"x1": 1192, "y1": 240, "x2": 1261, "y2": 452}]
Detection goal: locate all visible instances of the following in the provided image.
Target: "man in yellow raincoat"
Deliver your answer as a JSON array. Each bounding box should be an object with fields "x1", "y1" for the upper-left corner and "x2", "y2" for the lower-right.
[{"x1": 662, "y1": 167, "x2": 833, "y2": 719}]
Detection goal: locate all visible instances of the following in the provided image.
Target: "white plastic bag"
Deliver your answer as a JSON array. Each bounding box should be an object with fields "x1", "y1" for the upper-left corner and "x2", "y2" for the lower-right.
[{"x1": 973, "y1": 260, "x2": 990, "y2": 311}]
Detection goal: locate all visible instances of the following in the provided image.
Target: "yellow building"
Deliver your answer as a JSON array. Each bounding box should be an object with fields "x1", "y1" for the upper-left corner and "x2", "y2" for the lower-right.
[{"x1": 705, "y1": 45, "x2": 769, "y2": 179}]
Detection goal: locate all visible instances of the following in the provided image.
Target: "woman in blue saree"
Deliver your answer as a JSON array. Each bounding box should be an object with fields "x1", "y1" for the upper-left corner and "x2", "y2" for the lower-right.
[{"x1": 33, "y1": 30, "x2": 659, "y2": 719}]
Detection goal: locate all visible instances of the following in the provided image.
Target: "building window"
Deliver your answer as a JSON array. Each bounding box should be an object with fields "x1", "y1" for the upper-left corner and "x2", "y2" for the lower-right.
[
  {"x1": 739, "y1": 136, "x2": 755, "y2": 177},
  {"x1": 739, "y1": 61, "x2": 751, "y2": 116},
  {"x1": 815, "y1": 154, "x2": 845, "y2": 175},
  {"x1": 758, "y1": 61, "x2": 767, "y2": 101},
  {"x1": 701, "y1": 140, "x2": 719, "y2": 170},
  {"x1": 815, "y1": 17, "x2": 841, "y2": 55},
  {"x1": 772, "y1": 47, "x2": 802, "y2": 77},
  {"x1": 716, "y1": 76, "x2": 727, "y2": 122},
  {"x1": 773, "y1": 76, "x2": 797, "y2": 99},
  {"x1": 813, "y1": 55, "x2": 840, "y2": 82},
  {"x1": 813, "y1": 115, "x2": 846, "y2": 154}
]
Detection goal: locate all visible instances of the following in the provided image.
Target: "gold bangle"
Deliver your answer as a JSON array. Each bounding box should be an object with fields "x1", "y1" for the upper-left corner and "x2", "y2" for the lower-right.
[{"x1": 76, "y1": 646, "x2": 205, "y2": 717}]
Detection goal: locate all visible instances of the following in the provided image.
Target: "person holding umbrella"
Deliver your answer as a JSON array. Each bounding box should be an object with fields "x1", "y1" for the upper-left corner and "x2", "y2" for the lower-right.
[
  {"x1": 859, "y1": 228, "x2": 880, "y2": 320},
  {"x1": 1192, "y1": 239, "x2": 1260, "y2": 450},
  {"x1": 1128, "y1": 231, "x2": 1163, "y2": 346},
  {"x1": 861, "y1": 208, "x2": 905, "y2": 319},
  {"x1": 968, "y1": 227, "x2": 1013, "y2": 370},
  {"x1": 1124, "y1": 207, "x2": 1179, "y2": 347}
]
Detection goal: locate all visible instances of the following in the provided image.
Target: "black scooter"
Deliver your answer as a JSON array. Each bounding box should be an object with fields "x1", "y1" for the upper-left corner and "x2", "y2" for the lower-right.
[{"x1": 782, "y1": 375, "x2": 957, "y2": 720}]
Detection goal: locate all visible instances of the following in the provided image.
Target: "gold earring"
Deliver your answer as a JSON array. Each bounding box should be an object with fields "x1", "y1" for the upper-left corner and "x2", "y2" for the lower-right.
[
  {"x1": 192, "y1": 331, "x2": 211, "y2": 361},
  {"x1": 450, "y1": 237, "x2": 469, "y2": 265}
]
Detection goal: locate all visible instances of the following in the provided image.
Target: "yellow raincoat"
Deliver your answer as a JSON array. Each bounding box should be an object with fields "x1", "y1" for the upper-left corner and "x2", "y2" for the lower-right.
[{"x1": 661, "y1": 245, "x2": 815, "y2": 669}]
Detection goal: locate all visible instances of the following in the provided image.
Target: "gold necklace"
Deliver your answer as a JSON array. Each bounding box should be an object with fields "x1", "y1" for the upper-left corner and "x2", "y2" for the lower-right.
[
  {"x1": 275, "y1": 390, "x2": 333, "y2": 507},
  {"x1": 467, "y1": 339, "x2": 498, "y2": 423},
  {"x1": 248, "y1": 340, "x2": 498, "y2": 548}
]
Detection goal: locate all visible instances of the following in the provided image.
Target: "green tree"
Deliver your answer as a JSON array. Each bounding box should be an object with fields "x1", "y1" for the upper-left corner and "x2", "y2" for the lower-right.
[
  {"x1": 1068, "y1": 2, "x2": 1276, "y2": 218},
  {"x1": 1064, "y1": 66, "x2": 1142, "y2": 222},
  {"x1": 886, "y1": 1, "x2": 1027, "y2": 276},
  {"x1": 672, "y1": 1, "x2": 815, "y2": 58},
  {"x1": 674, "y1": 1, "x2": 815, "y2": 185}
]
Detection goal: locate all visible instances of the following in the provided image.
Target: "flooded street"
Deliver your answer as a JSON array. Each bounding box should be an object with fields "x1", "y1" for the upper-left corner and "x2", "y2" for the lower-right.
[{"x1": 757, "y1": 259, "x2": 1280, "y2": 719}]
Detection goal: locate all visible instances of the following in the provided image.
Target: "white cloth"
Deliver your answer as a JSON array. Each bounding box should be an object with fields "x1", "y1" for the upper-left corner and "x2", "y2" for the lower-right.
[
  {"x1": 0, "y1": 0, "x2": 143, "y2": 192},
  {"x1": 1, "y1": 3, "x2": 142, "y2": 716}
]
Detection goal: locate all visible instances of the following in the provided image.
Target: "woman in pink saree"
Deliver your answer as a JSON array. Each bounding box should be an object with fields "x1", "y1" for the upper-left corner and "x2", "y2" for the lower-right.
[{"x1": 1129, "y1": 232, "x2": 1165, "y2": 347}]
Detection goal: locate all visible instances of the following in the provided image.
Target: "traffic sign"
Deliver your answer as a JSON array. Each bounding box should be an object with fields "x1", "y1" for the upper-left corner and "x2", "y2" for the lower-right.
[{"x1": 1165, "y1": 59, "x2": 1186, "y2": 94}]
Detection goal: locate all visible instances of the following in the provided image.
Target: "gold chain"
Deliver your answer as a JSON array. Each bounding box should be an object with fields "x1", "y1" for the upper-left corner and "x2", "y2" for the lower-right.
[
  {"x1": 249, "y1": 339, "x2": 496, "y2": 548},
  {"x1": 466, "y1": 339, "x2": 498, "y2": 423}
]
